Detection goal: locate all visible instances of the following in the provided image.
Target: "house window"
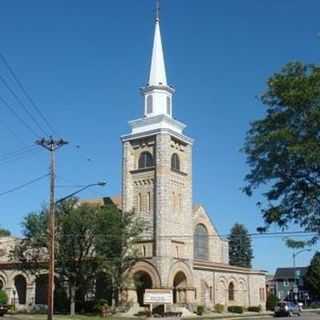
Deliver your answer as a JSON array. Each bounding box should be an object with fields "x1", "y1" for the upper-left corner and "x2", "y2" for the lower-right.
[
  {"x1": 194, "y1": 224, "x2": 209, "y2": 260},
  {"x1": 228, "y1": 282, "x2": 235, "y2": 301},
  {"x1": 171, "y1": 153, "x2": 180, "y2": 171},
  {"x1": 142, "y1": 245, "x2": 146, "y2": 257},
  {"x1": 146, "y1": 95, "x2": 153, "y2": 114},
  {"x1": 166, "y1": 96, "x2": 171, "y2": 115},
  {"x1": 138, "y1": 151, "x2": 153, "y2": 169}
]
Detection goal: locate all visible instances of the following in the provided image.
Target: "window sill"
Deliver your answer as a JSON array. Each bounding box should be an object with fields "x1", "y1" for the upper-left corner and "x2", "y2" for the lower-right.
[
  {"x1": 131, "y1": 166, "x2": 155, "y2": 174},
  {"x1": 171, "y1": 169, "x2": 188, "y2": 176}
]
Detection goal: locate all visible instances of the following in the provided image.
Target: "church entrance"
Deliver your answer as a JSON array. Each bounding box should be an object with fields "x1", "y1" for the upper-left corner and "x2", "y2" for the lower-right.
[
  {"x1": 134, "y1": 271, "x2": 153, "y2": 306},
  {"x1": 173, "y1": 271, "x2": 187, "y2": 304}
]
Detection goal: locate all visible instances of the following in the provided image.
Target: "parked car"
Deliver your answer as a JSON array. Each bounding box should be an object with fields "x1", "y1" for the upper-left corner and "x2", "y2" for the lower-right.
[
  {"x1": 0, "y1": 304, "x2": 8, "y2": 317},
  {"x1": 274, "y1": 301, "x2": 301, "y2": 317}
]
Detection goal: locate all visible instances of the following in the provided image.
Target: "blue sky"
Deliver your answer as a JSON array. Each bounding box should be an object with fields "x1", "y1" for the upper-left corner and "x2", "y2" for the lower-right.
[{"x1": 0, "y1": 0, "x2": 319, "y2": 273}]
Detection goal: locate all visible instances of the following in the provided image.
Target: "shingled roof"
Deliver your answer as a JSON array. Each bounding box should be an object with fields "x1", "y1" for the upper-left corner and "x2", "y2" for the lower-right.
[{"x1": 274, "y1": 267, "x2": 308, "y2": 280}]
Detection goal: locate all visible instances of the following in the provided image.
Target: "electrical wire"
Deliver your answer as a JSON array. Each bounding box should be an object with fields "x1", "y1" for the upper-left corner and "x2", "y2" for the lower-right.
[
  {"x1": 0, "y1": 53, "x2": 58, "y2": 136},
  {"x1": 0, "y1": 74, "x2": 49, "y2": 136},
  {"x1": 0, "y1": 94, "x2": 40, "y2": 138},
  {"x1": 0, "y1": 173, "x2": 49, "y2": 197},
  {"x1": 0, "y1": 145, "x2": 36, "y2": 161}
]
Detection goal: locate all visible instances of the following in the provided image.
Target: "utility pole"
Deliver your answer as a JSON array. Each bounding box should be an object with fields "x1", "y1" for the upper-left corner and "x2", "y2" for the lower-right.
[{"x1": 36, "y1": 137, "x2": 68, "y2": 320}]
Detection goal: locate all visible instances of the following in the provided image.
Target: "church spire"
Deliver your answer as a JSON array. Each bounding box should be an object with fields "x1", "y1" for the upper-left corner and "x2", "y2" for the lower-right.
[
  {"x1": 148, "y1": 0, "x2": 167, "y2": 86},
  {"x1": 141, "y1": 1, "x2": 175, "y2": 119}
]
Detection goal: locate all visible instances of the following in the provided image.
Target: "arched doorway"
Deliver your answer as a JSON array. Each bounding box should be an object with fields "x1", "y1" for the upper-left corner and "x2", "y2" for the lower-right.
[
  {"x1": 0, "y1": 279, "x2": 4, "y2": 290},
  {"x1": 14, "y1": 275, "x2": 27, "y2": 305},
  {"x1": 35, "y1": 274, "x2": 48, "y2": 305},
  {"x1": 173, "y1": 271, "x2": 187, "y2": 304},
  {"x1": 134, "y1": 271, "x2": 153, "y2": 306}
]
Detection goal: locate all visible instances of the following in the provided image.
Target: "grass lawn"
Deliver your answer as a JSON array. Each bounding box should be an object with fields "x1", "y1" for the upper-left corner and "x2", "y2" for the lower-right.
[
  {"x1": 8, "y1": 315, "x2": 143, "y2": 320},
  {"x1": 7, "y1": 313, "x2": 273, "y2": 320}
]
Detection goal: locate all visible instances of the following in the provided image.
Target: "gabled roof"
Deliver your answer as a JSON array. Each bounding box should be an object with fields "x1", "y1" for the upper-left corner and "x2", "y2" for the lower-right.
[{"x1": 274, "y1": 267, "x2": 308, "y2": 280}]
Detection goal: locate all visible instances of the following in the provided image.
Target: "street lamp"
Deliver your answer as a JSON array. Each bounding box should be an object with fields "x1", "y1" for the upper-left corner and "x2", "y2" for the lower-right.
[
  {"x1": 293, "y1": 248, "x2": 311, "y2": 269},
  {"x1": 55, "y1": 181, "x2": 107, "y2": 204},
  {"x1": 292, "y1": 248, "x2": 311, "y2": 302}
]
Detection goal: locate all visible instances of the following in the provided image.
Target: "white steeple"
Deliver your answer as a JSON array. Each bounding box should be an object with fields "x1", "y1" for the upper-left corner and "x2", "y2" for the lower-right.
[
  {"x1": 148, "y1": 12, "x2": 167, "y2": 86},
  {"x1": 128, "y1": 1, "x2": 187, "y2": 136},
  {"x1": 141, "y1": 0, "x2": 175, "y2": 119}
]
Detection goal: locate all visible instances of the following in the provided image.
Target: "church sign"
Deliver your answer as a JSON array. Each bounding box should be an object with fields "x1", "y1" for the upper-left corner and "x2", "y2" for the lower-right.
[{"x1": 144, "y1": 289, "x2": 173, "y2": 304}]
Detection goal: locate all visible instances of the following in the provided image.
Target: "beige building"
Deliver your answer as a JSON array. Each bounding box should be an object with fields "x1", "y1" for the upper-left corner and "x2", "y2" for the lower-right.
[{"x1": 120, "y1": 7, "x2": 266, "y2": 311}]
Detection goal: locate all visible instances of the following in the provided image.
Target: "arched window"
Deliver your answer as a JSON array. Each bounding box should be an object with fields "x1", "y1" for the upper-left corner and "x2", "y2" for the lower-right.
[
  {"x1": 171, "y1": 153, "x2": 180, "y2": 171},
  {"x1": 194, "y1": 224, "x2": 209, "y2": 260},
  {"x1": 228, "y1": 282, "x2": 235, "y2": 301},
  {"x1": 146, "y1": 95, "x2": 153, "y2": 114},
  {"x1": 138, "y1": 151, "x2": 153, "y2": 169},
  {"x1": 166, "y1": 96, "x2": 171, "y2": 115}
]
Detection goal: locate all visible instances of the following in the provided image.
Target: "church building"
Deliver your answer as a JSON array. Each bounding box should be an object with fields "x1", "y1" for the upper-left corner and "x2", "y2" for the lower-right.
[
  {"x1": 120, "y1": 5, "x2": 266, "y2": 311},
  {"x1": 0, "y1": 4, "x2": 266, "y2": 313}
]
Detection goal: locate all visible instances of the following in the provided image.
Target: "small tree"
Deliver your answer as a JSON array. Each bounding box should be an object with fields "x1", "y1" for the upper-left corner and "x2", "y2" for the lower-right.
[
  {"x1": 0, "y1": 228, "x2": 10, "y2": 237},
  {"x1": 304, "y1": 252, "x2": 320, "y2": 299},
  {"x1": 228, "y1": 223, "x2": 253, "y2": 268},
  {"x1": 266, "y1": 293, "x2": 279, "y2": 311}
]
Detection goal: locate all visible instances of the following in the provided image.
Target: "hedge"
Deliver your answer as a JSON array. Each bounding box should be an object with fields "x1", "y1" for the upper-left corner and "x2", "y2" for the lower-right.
[{"x1": 227, "y1": 306, "x2": 244, "y2": 314}]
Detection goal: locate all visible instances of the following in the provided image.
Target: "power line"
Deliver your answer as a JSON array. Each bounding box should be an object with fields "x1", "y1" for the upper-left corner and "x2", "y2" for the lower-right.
[
  {"x1": 0, "y1": 173, "x2": 49, "y2": 197},
  {"x1": 0, "y1": 53, "x2": 58, "y2": 136},
  {"x1": 0, "y1": 94, "x2": 40, "y2": 138},
  {"x1": 0, "y1": 74, "x2": 49, "y2": 136},
  {"x1": 0, "y1": 145, "x2": 36, "y2": 161},
  {"x1": 0, "y1": 118, "x2": 28, "y2": 146},
  {"x1": 0, "y1": 148, "x2": 41, "y2": 166}
]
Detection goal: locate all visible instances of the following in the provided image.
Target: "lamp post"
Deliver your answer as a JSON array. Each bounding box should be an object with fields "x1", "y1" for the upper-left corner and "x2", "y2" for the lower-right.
[
  {"x1": 55, "y1": 181, "x2": 107, "y2": 204},
  {"x1": 292, "y1": 249, "x2": 311, "y2": 302},
  {"x1": 47, "y1": 180, "x2": 106, "y2": 320}
]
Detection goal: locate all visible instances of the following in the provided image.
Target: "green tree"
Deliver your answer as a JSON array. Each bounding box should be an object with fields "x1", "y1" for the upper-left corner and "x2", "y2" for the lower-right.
[
  {"x1": 243, "y1": 62, "x2": 320, "y2": 236},
  {"x1": 304, "y1": 251, "x2": 320, "y2": 299},
  {"x1": 228, "y1": 223, "x2": 253, "y2": 268},
  {"x1": 0, "y1": 228, "x2": 10, "y2": 237},
  {"x1": 13, "y1": 198, "x2": 145, "y2": 314},
  {"x1": 95, "y1": 200, "x2": 146, "y2": 306}
]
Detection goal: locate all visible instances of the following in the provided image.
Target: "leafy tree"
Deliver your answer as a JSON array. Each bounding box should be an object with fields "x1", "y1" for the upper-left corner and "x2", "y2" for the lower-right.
[
  {"x1": 285, "y1": 238, "x2": 307, "y2": 250},
  {"x1": 95, "y1": 200, "x2": 146, "y2": 306},
  {"x1": 13, "y1": 198, "x2": 145, "y2": 314},
  {"x1": 243, "y1": 62, "x2": 320, "y2": 237},
  {"x1": 228, "y1": 223, "x2": 254, "y2": 268},
  {"x1": 0, "y1": 228, "x2": 10, "y2": 237},
  {"x1": 304, "y1": 251, "x2": 320, "y2": 299},
  {"x1": 266, "y1": 293, "x2": 279, "y2": 311}
]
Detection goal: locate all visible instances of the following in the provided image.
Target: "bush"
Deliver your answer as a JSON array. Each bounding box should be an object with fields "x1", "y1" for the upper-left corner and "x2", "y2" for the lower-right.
[
  {"x1": 247, "y1": 305, "x2": 262, "y2": 312},
  {"x1": 214, "y1": 303, "x2": 224, "y2": 313},
  {"x1": 227, "y1": 306, "x2": 244, "y2": 314},
  {"x1": 197, "y1": 305, "x2": 205, "y2": 315},
  {"x1": 266, "y1": 293, "x2": 279, "y2": 311},
  {"x1": 0, "y1": 290, "x2": 8, "y2": 305}
]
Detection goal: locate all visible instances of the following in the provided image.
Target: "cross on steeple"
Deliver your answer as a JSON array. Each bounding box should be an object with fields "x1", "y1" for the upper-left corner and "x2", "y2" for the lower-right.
[{"x1": 156, "y1": 0, "x2": 160, "y2": 22}]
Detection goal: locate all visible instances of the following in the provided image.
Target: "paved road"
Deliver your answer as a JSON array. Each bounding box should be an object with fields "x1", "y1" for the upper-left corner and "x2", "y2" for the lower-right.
[{"x1": 272, "y1": 311, "x2": 320, "y2": 320}]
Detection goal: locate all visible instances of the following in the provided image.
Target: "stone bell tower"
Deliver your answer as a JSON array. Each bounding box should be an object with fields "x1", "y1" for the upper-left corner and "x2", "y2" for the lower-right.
[{"x1": 121, "y1": 3, "x2": 194, "y2": 285}]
